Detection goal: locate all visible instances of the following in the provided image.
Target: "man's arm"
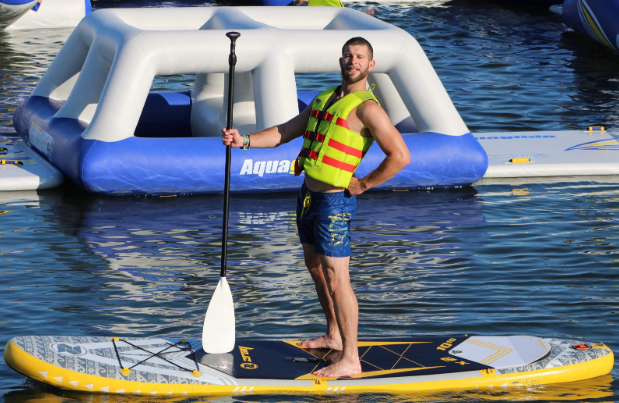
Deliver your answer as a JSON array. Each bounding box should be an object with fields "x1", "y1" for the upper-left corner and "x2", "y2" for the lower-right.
[
  {"x1": 347, "y1": 101, "x2": 411, "y2": 196},
  {"x1": 222, "y1": 105, "x2": 311, "y2": 148}
]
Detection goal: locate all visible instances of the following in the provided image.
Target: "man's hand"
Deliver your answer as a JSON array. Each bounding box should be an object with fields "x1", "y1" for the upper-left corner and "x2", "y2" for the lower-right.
[
  {"x1": 222, "y1": 128, "x2": 244, "y2": 148},
  {"x1": 347, "y1": 176, "x2": 367, "y2": 196}
]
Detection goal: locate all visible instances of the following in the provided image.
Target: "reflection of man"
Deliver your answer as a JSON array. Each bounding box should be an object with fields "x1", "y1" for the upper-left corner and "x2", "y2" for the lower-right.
[
  {"x1": 295, "y1": 0, "x2": 376, "y2": 15},
  {"x1": 222, "y1": 37, "x2": 410, "y2": 378}
]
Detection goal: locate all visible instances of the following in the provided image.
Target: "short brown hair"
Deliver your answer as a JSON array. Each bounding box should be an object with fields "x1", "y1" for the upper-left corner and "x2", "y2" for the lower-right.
[{"x1": 342, "y1": 37, "x2": 373, "y2": 60}]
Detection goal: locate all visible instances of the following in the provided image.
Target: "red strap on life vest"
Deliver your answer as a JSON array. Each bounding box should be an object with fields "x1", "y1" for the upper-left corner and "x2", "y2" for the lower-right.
[
  {"x1": 321, "y1": 155, "x2": 356, "y2": 173},
  {"x1": 310, "y1": 109, "x2": 349, "y2": 130},
  {"x1": 304, "y1": 131, "x2": 326, "y2": 142},
  {"x1": 327, "y1": 139, "x2": 364, "y2": 159},
  {"x1": 302, "y1": 136, "x2": 364, "y2": 159},
  {"x1": 296, "y1": 148, "x2": 356, "y2": 173}
]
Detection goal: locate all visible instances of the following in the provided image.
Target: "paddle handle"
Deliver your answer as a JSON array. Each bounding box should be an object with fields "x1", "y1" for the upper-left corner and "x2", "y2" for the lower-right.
[{"x1": 221, "y1": 31, "x2": 240, "y2": 278}]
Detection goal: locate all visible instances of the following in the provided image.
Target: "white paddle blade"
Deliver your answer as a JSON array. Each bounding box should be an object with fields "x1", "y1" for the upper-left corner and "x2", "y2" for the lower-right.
[{"x1": 202, "y1": 277, "x2": 235, "y2": 353}]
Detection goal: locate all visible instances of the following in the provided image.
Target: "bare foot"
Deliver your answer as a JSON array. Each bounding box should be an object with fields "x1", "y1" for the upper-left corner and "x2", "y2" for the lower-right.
[
  {"x1": 313, "y1": 358, "x2": 361, "y2": 378},
  {"x1": 324, "y1": 350, "x2": 342, "y2": 365},
  {"x1": 298, "y1": 335, "x2": 343, "y2": 350}
]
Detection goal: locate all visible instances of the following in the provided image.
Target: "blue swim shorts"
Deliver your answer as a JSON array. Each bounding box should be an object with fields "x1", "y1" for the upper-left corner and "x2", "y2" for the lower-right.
[{"x1": 296, "y1": 183, "x2": 356, "y2": 257}]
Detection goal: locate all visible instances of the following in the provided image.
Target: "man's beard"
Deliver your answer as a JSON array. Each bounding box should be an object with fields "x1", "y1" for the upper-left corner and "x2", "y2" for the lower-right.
[{"x1": 341, "y1": 64, "x2": 369, "y2": 84}]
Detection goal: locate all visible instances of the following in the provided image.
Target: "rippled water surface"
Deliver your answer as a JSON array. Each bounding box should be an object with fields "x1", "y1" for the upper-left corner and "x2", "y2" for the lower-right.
[{"x1": 1, "y1": 0, "x2": 618, "y2": 402}]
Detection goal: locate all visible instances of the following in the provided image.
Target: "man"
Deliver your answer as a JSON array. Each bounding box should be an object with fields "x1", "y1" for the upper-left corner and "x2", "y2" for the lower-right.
[{"x1": 222, "y1": 37, "x2": 410, "y2": 378}]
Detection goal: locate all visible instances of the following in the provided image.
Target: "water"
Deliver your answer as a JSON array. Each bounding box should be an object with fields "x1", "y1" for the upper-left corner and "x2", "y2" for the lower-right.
[{"x1": 1, "y1": 0, "x2": 618, "y2": 401}]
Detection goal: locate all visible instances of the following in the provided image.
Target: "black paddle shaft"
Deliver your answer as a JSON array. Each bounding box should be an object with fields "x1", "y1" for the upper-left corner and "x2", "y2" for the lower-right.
[{"x1": 221, "y1": 31, "x2": 240, "y2": 278}]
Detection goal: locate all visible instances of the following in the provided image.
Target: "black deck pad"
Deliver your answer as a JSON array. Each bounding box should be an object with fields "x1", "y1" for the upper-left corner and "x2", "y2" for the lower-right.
[{"x1": 191, "y1": 337, "x2": 490, "y2": 380}]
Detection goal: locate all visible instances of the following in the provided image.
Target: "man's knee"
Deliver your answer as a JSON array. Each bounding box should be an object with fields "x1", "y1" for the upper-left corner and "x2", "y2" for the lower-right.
[
  {"x1": 304, "y1": 252, "x2": 321, "y2": 270},
  {"x1": 321, "y1": 265, "x2": 350, "y2": 293},
  {"x1": 307, "y1": 263, "x2": 323, "y2": 281}
]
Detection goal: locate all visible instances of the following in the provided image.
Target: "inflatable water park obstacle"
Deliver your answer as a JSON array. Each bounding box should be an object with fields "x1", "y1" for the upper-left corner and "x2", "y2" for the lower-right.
[
  {"x1": 560, "y1": 0, "x2": 619, "y2": 55},
  {"x1": 4, "y1": 334, "x2": 614, "y2": 396},
  {"x1": 0, "y1": 0, "x2": 91, "y2": 30},
  {"x1": 9, "y1": 6, "x2": 619, "y2": 195},
  {"x1": 12, "y1": 6, "x2": 488, "y2": 195}
]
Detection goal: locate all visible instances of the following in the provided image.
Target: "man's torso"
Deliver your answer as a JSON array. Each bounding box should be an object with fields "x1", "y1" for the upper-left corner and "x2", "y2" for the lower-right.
[{"x1": 304, "y1": 99, "x2": 374, "y2": 193}]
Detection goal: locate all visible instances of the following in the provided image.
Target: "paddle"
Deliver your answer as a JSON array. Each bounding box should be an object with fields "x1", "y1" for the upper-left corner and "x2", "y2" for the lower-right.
[{"x1": 202, "y1": 31, "x2": 240, "y2": 354}]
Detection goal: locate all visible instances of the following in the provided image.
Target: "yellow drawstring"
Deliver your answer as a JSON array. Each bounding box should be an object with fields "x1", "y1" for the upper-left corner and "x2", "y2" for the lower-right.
[{"x1": 300, "y1": 191, "x2": 312, "y2": 218}]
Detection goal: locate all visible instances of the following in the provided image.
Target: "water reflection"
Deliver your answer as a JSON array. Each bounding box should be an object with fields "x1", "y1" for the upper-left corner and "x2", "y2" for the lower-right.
[
  {"x1": 557, "y1": 31, "x2": 619, "y2": 129},
  {"x1": 37, "y1": 188, "x2": 486, "y2": 297},
  {"x1": 0, "y1": 188, "x2": 487, "y2": 339},
  {"x1": 0, "y1": 28, "x2": 71, "y2": 134}
]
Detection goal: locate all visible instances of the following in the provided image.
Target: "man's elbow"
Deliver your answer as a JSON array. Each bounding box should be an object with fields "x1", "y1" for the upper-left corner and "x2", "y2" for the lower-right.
[{"x1": 396, "y1": 149, "x2": 411, "y2": 170}]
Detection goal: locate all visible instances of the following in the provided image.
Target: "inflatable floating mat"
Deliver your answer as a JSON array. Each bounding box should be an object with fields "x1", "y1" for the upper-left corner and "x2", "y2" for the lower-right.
[
  {"x1": 0, "y1": 135, "x2": 63, "y2": 191},
  {"x1": 4, "y1": 335, "x2": 613, "y2": 396}
]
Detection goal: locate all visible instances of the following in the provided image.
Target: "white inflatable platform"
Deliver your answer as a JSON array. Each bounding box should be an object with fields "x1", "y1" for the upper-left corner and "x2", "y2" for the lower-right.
[
  {"x1": 0, "y1": 136, "x2": 63, "y2": 191},
  {"x1": 476, "y1": 128, "x2": 619, "y2": 184}
]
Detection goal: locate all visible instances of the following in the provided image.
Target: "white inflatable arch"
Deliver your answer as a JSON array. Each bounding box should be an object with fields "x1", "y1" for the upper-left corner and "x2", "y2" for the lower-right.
[{"x1": 32, "y1": 6, "x2": 469, "y2": 142}]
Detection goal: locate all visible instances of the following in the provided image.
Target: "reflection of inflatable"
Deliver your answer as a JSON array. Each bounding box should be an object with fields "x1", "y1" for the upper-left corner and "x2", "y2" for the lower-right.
[
  {"x1": 13, "y1": 7, "x2": 488, "y2": 195},
  {"x1": 72, "y1": 188, "x2": 485, "y2": 281},
  {"x1": 1, "y1": 0, "x2": 91, "y2": 30},
  {"x1": 562, "y1": 0, "x2": 619, "y2": 54},
  {"x1": 0, "y1": 0, "x2": 36, "y2": 30}
]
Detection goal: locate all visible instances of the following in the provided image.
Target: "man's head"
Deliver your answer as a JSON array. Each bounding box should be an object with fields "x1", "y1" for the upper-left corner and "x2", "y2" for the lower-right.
[{"x1": 340, "y1": 37, "x2": 375, "y2": 85}]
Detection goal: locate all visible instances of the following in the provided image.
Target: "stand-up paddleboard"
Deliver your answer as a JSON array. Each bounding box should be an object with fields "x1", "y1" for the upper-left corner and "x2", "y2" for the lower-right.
[
  {"x1": 4, "y1": 335, "x2": 613, "y2": 396},
  {"x1": 0, "y1": 135, "x2": 63, "y2": 191}
]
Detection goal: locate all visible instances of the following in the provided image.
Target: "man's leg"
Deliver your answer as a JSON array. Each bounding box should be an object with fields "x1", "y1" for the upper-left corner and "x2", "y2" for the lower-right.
[
  {"x1": 312, "y1": 254, "x2": 361, "y2": 377},
  {"x1": 298, "y1": 243, "x2": 343, "y2": 350}
]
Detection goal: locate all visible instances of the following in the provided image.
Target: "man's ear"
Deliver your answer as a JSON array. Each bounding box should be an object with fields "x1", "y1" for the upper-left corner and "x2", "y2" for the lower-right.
[
  {"x1": 339, "y1": 57, "x2": 344, "y2": 68},
  {"x1": 368, "y1": 60, "x2": 376, "y2": 71}
]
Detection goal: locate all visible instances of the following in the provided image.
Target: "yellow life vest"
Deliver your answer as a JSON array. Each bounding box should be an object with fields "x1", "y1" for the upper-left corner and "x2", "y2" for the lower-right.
[
  {"x1": 307, "y1": 0, "x2": 344, "y2": 6},
  {"x1": 294, "y1": 86, "x2": 379, "y2": 188}
]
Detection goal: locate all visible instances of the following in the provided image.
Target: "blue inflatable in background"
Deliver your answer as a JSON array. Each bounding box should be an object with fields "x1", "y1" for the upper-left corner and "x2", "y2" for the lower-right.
[
  {"x1": 14, "y1": 91, "x2": 488, "y2": 196},
  {"x1": 562, "y1": 0, "x2": 619, "y2": 54}
]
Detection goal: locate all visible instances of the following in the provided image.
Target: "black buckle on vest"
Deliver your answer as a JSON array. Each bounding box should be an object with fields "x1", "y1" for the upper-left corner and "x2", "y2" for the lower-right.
[
  {"x1": 306, "y1": 131, "x2": 319, "y2": 141},
  {"x1": 301, "y1": 148, "x2": 312, "y2": 158},
  {"x1": 315, "y1": 110, "x2": 327, "y2": 121}
]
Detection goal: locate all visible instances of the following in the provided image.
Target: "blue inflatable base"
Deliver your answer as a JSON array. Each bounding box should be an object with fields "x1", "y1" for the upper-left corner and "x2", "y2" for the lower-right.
[
  {"x1": 562, "y1": 0, "x2": 619, "y2": 54},
  {"x1": 13, "y1": 92, "x2": 488, "y2": 196}
]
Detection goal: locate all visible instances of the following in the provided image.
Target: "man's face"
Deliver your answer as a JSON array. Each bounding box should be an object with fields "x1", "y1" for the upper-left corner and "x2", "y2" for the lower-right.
[{"x1": 340, "y1": 44, "x2": 375, "y2": 85}]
